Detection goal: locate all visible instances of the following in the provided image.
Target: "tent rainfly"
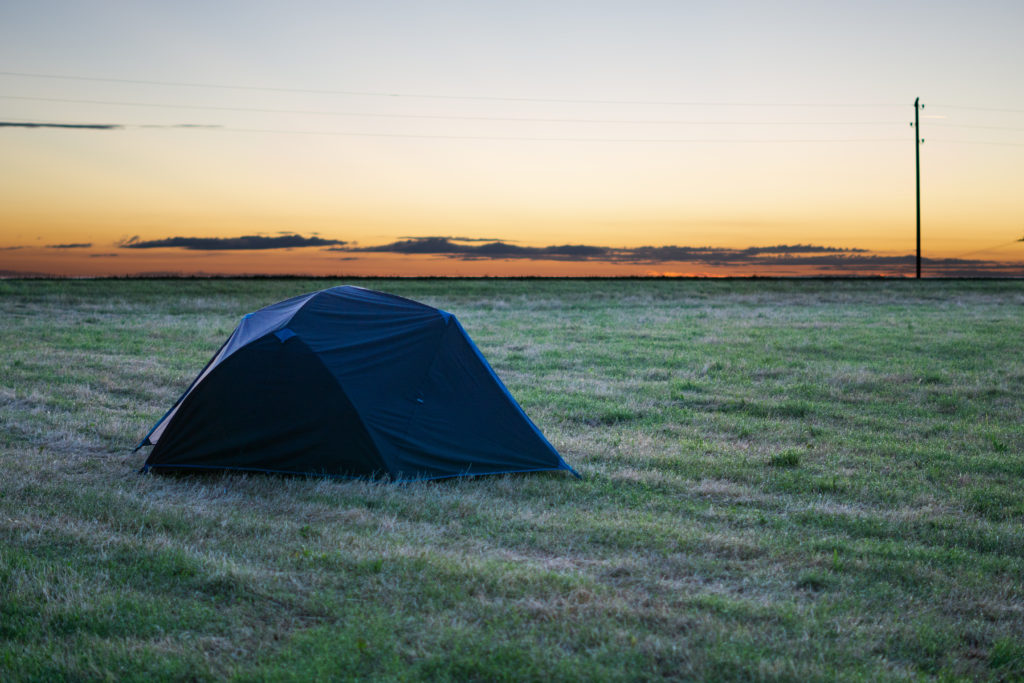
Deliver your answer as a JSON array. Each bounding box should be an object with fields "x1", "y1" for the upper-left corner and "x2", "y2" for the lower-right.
[{"x1": 137, "y1": 286, "x2": 577, "y2": 481}]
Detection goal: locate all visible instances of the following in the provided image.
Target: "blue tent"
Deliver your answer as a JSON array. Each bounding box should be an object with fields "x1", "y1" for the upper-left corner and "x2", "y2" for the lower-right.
[{"x1": 138, "y1": 286, "x2": 577, "y2": 481}]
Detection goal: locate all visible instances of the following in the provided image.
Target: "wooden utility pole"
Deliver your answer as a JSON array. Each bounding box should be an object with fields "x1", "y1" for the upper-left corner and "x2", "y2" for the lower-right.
[{"x1": 914, "y1": 97, "x2": 921, "y2": 278}]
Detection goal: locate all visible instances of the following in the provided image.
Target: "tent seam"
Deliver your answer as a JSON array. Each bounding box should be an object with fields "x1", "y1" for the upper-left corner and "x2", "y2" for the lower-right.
[
  {"x1": 133, "y1": 335, "x2": 231, "y2": 451},
  {"x1": 138, "y1": 290, "x2": 318, "y2": 451},
  {"x1": 297, "y1": 334, "x2": 394, "y2": 476},
  {"x1": 451, "y1": 318, "x2": 579, "y2": 477}
]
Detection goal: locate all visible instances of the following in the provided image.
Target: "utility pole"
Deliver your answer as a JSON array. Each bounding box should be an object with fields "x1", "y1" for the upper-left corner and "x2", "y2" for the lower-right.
[{"x1": 914, "y1": 97, "x2": 922, "y2": 278}]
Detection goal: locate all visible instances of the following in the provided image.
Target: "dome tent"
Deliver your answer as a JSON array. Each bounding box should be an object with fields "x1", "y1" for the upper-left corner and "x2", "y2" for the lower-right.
[{"x1": 137, "y1": 286, "x2": 577, "y2": 481}]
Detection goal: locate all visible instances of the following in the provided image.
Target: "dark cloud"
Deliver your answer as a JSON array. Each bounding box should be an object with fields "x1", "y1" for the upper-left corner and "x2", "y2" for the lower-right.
[
  {"x1": 0, "y1": 245, "x2": 25, "y2": 250},
  {"x1": 120, "y1": 235, "x2": 346, "y2": 250},
  {"x1": 1, "y1": 122, "x2": 221, "y2": 130},
  {"x1": 349, "y1": 237, "x2": 606, "y2": 260},
  {"x1": 621, "y1": 249, "x2": 1024, "y2": 275},
  {"x1": 906, "y1": 257, "x2": 1024, "y2": 277},
  {"x1": 741, "y1": 244, "x2": 869, "y2": 255},
  {"x1": 622, "y1": 244, "x2": 869, "y2": 264},
  {"x1": 350, "y1": 238, "x2": 855, "y2": 262},
  {"x1": 0, "y1": 122, "x2": 121, "y2": 130},
  {"x1": 46, "y1": 242, "x2": 91, "y2": 249},
  {"x1": 338, "y1": 236, "x2": 1023, "y2": 275},
  {"x1": 89, "y1": 253, "x2": 119, "y2": 258},
  {"x1": 398, "y1": 235, "x2": 515, "y2": 243},
  {"x1": 480, "y1": 242, "x2": 608, "y2": 258},
  {"x1": 349, "y1": 237, "x2": 463, "y2": 255}
]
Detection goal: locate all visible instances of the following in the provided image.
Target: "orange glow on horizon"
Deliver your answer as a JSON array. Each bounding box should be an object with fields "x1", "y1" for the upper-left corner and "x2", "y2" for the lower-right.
[
  {"x1": 3, "y1": 242, "x2": 1022, "y2": 279},
  {"x1": 2, "y1": 4, "x2": 1023, "y2": 276}
]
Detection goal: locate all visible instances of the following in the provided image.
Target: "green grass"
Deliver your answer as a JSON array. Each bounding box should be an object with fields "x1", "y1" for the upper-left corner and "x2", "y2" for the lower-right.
[{"x1": 1, "y1": 277, "x2": 1022, "y2": 680}]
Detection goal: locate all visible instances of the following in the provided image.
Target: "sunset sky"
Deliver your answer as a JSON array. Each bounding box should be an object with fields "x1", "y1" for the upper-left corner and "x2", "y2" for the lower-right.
[{"x1": 2, "y1": 1, "x2": 1023, "y2": 277}]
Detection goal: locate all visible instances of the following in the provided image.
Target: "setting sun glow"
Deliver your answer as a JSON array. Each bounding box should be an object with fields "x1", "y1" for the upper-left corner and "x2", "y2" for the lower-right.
[{"x1": 2, "y1": 2, "x2": 1023, "y2": 277}]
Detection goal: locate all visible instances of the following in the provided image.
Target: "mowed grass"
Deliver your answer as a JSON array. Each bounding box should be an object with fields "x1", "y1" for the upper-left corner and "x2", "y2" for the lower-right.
[{"x1": 1, "y1": 277, "x2": 1022, "y2": 681}]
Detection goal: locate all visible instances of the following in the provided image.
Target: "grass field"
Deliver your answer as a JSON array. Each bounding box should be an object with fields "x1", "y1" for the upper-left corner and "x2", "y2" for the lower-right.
[{"x1": 1, "y1": 278, "x2": 1022, "y2": 681}]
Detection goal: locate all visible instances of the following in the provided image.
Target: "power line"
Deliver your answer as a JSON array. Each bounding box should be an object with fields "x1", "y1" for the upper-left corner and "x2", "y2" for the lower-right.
[
  {"x1": 0, "y1": 95, "x2": 907, "y2": 126},
  {"x1": 6, "y1": 114, "x2": 1019, "y2": 145},
  {"x1": 929, "y1": 122, "x2": 1024, "y2": 132},
  {"x1": 929, "y1": 103, "x2": 1024, "y2": 115},
  {"x1": 0, "y1": 117, "x2": 909, "y2": 143},
  {"x1": 216, "y1": 128, "x2": 908, "y2": 143},
  {"x1": 0, "y1": 70, "x2": 906, "y2": 108},
  {"x1": 926, "y1": 139, "x2": 1024, "y2": 147},
  {"x1": 950, "y1": 240, "x2": 1024, "y2": 262}
]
